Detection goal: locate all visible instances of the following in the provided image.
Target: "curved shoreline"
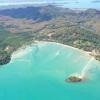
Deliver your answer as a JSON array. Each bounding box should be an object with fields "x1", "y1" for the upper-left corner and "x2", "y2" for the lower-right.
[
  {"x1": 42, "y1": 41, "x2": 92, "y2": 57},
  {"x1": 11, "y1": 45, "x2": 32, "y2": 59},
  {"x1": 11, "y1": 41, "x2": 93, "y2": 59}
]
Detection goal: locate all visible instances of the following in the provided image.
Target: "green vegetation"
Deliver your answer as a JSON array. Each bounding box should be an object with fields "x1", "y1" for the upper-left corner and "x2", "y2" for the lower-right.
[
  {"x1": 0, "y1": 50, "x2": 11, "y2": 65},
  {"x1": 0, "y1": 6, "x2": 100, "y2": 65},
  {"x1": 66, "y1": 76, "x2": 82, "y2": 82}
]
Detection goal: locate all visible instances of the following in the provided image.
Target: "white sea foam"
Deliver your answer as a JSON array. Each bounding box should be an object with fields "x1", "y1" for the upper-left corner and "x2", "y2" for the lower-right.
[
  {"x1": 40, "y1": 41, "x2": 92, "y2": 58},
  {"x1": 81, "y1": 57, "x2": 95, "y2": 78},
  {"x1": 11, "y1": 46, "x2": 32, "y2": 59},
  {"x1": 55, "y1": 48, "x2": 64, "y2": 56},
  {"x1": 11, "y1": 41, "x2": 93, "y2": 61},
  {"x1": 11, "y1": 41, "x2": 93, "y2": 66}
]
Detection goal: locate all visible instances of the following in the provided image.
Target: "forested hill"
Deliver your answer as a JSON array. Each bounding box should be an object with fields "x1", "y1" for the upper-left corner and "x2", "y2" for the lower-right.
[
  {"x1": 0, "y1": 5, "x2": 100, "y2": 21},
  {"x1": 0, "y1": 5, "x2": 100, "y2": 65},
  {"x1": 0, "y1": 5, "x2": 74, "y2": 21}
]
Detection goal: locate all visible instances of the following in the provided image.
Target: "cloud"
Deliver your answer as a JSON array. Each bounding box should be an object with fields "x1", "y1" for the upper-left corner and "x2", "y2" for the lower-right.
[
  {"x1": 0, "y1": 0, "x2": 80, "y2": 6},
  {"x1": 0, "y1": 2, "x2": 47, "y2": 6},
  {"x1": 92, "y1": 0, "x2": 100, "y2": 3},
  {"x1": 0, "y1": 0, "x2": 79, "y2": 3}
]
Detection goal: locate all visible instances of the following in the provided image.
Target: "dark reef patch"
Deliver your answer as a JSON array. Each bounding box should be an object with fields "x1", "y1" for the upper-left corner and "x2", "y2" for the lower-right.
[{"x1": 0, "y1": 51, "x2": 11, "y2": 65}]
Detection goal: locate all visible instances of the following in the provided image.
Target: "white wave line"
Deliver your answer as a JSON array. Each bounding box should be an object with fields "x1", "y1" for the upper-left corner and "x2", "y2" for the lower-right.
[{"x1": 81, "y1": 57, "x2": 94, "y2": 77}]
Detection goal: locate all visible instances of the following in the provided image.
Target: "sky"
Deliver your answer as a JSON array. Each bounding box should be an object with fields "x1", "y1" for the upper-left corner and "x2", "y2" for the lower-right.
[{"x1": 0, "y1": 0, "x2": 100, "y2": 9}]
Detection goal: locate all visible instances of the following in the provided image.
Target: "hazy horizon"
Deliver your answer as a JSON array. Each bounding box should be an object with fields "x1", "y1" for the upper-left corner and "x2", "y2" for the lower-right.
[{"x1": 0, "y1": 0, "x2": 100, "y2": 9}]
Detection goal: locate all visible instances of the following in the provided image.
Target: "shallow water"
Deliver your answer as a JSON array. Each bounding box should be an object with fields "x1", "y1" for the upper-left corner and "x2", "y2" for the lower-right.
[{"x1": 0, "y1": 42, "x2": 100, "y2": 100}]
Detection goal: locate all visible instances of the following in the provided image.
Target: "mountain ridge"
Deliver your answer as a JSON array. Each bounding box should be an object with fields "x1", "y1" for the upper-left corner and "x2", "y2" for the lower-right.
[
  {"x1": 0, "y1": 5, "x2": 100, "y2": 21},
  {"x1": 0, "y1": 5, "x2": 100, "y2": 64}
]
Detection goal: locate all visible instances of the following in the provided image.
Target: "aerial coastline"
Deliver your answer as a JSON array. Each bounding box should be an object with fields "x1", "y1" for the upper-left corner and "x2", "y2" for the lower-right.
[
  {"x1": 0, "y1": 1, "x2": 100, "y2": 100},
  {"x1": 0, "y1": 5, "x2": 100, "y2": 65},
  {"x1": 11, "y1": 41, "x2": 95, "y2": 60},
  {"x1": 0, "y1": 40, "x2": 99, "y2": 65}
]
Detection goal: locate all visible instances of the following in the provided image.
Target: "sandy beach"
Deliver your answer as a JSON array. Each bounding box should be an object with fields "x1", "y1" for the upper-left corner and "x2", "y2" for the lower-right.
[{"x1": 11, "y1": 41, "x2": 93, "y2": 60}]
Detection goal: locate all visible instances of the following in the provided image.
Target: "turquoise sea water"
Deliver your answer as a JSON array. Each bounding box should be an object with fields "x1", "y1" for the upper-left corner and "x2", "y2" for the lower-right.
[{"x1": 0, "y1": 42, "x2": 100, "y2": 100}]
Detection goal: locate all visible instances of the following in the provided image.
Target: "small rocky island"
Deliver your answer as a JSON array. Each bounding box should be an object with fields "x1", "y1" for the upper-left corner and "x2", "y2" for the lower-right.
[
  {"x1": 0, "y1": 51, "x2": 11, "y2": 65},
  {"x1": 65, "y1": 75, "x2": 83, "y2": 82}
]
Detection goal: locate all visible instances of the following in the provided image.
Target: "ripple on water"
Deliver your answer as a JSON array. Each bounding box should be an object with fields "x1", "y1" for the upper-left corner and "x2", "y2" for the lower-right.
[{"x1": 0, "y1": 42, "x2": 100, "y2": 100}]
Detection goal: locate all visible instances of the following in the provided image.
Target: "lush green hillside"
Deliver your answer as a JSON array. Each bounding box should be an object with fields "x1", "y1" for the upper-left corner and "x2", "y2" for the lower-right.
[{"x1": 0, "y1": 5, "x2": 100, "y2": 64}]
